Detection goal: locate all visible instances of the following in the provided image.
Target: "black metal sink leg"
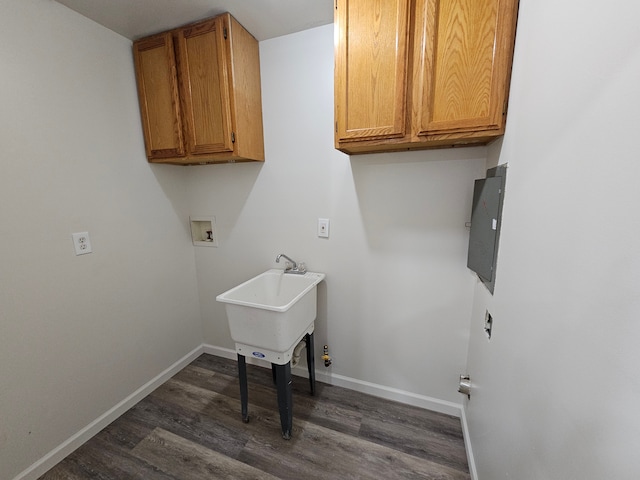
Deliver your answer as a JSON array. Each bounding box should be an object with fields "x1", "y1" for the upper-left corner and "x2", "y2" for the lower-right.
[
  {"x1": 305, "y1": 332, "x2": 316, "y2": 395},
  {"x1": 237, "y1": 354, "x2": 249, "y2": 423},
  {"x1": 274, "y1": 362, "x2": 293, "y2": 439}
]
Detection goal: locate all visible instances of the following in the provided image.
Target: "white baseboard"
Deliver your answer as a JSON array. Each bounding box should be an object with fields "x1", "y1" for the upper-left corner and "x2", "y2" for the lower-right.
[
  {"x1": 460, "y1": 402, "x2": 478, "y2": 480},
  {"x1": 13, "y1": 345, "x2": 204, "y2": 480},
  {"x1": 203, "y1": 344, "x2": 462, "y2": 417}
]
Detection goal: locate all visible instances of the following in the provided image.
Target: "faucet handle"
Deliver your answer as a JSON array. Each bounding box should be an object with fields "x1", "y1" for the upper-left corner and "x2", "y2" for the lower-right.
[{"x1": 297, "y1": 262, "x2": 307, "y2": 273}]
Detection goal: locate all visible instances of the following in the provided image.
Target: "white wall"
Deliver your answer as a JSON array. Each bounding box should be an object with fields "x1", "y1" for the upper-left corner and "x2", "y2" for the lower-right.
[
  {"x1": 465, "y1": 0, "x2": 640, "y2": 478},
  {"x1": 0, "y1": 1, "x2": 203, "y2": 478},
  {"x1": 190, "y1": 25, "x2": 486, "y2": 409}
]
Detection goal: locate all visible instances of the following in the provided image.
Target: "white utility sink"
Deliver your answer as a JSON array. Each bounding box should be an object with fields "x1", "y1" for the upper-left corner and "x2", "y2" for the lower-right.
[{"x1": 216, "y1": 269, "x2": 325, "y2": 364}]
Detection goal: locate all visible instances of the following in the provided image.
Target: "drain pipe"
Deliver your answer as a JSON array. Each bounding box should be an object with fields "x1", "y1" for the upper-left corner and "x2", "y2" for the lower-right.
[{"x1": 291, "y1": 340, "x2": 306, "y2": 368}]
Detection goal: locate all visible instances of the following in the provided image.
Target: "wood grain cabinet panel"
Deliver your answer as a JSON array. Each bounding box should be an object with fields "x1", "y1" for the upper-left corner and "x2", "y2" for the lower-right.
[
  {"x1": 133, "y1": 33, "x2": 185, "y2": 159},
  {"x1": 335, "y1": 0, "x2": 519, "y2": 154},
  {"x1": 178, "y1": 19, "x2": 233, "y2": 156},
  {"x1": 133, "y1": 13, "x2": 264, "y2": 164},
  {"x1": 335, "y1": 0, "x2": 409, "y2": 142}
]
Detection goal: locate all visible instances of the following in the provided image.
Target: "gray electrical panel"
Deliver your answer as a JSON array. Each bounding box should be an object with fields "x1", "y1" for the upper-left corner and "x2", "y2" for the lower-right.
[{"x1": 467, "y1": 166, "x2": 506, "y2": 294}]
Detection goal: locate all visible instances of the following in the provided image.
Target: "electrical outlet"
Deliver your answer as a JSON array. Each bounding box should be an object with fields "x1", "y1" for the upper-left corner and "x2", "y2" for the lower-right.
[
  {"x1": 484, "y1": 310, "x2": 493, "y2": 339},
  {"x1": 72, "y1": 232, "x2": 92, "y2": 255}
]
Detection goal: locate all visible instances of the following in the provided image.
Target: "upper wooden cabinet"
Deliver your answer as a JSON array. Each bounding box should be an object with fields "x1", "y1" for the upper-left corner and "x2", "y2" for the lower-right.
[
  {"x1": 133, "y1": 14, "x2": 264, "y2": 164},
  {"x1": 334, "y1": 0, "x2": 519, "y2": 154}
]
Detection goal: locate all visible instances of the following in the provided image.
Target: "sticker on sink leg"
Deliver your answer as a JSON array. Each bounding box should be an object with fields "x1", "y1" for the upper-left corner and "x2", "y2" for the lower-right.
[{"x1": 252, "y1": 351, "x2": 266, "y2": 358}]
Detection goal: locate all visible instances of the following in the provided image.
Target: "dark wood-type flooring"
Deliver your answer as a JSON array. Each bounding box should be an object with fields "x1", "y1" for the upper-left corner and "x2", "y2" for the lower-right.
[{"x1": 39, "y1": 354, "x2": 470, "y2": 479}]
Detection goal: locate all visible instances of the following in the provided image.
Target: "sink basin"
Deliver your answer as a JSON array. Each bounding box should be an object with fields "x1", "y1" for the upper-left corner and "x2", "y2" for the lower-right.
[{"x1": 216, "y1": 269, "x2": 325, "y2": 364}]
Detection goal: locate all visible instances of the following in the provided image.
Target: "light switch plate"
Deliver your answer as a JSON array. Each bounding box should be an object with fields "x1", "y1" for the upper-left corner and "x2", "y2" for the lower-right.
[{"x1": 318, "y1": 218, "x2": 330, "y2": 238}]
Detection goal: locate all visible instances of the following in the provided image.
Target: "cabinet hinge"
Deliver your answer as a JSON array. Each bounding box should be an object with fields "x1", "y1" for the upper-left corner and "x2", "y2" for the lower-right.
[
  {"x1": 231, "y1": 132, "x2": 236, "y2": 143},
  {"x1": 223, "y1": 27, "x2": 228, "y2": 40}
]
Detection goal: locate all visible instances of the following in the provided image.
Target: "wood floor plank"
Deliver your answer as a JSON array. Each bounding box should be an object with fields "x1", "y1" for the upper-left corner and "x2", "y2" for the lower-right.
[
  {"x1": 359, "y1": 415, "x2": 469, "y2": 472},
  {"x1": 172, "y1": 365, "x2": 240, "y2": 399},
  {"x1": 41, "y1": 435, "x2": 179, "y2": 480},
  {"x1": 130, "y1": 427, "x2": 280, "y2": 480},
  {"x1": 126, "y1": 392, "x2": 250, "y2": 458},
  {"x1": 93, "y1": 415, "x2": 155, "y2": 451}
]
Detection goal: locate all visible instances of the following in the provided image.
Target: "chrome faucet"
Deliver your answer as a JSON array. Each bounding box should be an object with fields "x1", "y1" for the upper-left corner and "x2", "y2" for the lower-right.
[{"x1": 275, "y1": 254, "x2": 306, "y2": 274}]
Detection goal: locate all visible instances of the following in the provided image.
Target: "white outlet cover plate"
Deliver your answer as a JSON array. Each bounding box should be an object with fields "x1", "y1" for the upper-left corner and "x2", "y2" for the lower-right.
[{"x1": 72, "y1": 231, "x2": 92, "y2": 255}]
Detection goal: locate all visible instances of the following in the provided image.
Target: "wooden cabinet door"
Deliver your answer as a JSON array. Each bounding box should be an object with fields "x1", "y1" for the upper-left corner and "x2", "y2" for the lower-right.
[
  {"x1": 335, "y1": 0, "x2": 410, "y2": 142},
  {"x1": 176, "y1": 17, "x2": 234, "y2": 156},
  {"x1": 133, "y1": 33, "x2": 185, "y2": 159},
  {"x1": 415, "y1": 0, "x2": 517, "y2": 136}
]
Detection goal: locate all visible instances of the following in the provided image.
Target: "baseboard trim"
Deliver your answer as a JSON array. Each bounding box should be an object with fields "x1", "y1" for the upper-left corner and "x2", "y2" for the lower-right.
[
  {"x1": 203, "y1": 344, "x2": 462, "y2": 418},
  {"x1": 13, "y1": 345, "x2": 204, "y2": 480},
  {"x1": 460, "y1": 402, "x2": 479, "y2": 480}
]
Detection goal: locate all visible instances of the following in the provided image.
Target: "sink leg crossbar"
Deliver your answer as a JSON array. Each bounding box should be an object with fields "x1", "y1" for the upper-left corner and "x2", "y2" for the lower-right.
[{"x1": 237, "y1": 332, "x2": 316, "y2": 439}]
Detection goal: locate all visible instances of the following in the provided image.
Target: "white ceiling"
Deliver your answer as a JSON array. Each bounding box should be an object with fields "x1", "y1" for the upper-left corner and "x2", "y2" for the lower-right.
[{"x1": 54, "y1": 0, "x2": 334, "y2": 41}]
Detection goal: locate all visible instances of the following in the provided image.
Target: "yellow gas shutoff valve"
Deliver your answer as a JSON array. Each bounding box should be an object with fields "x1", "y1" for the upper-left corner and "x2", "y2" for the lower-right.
[{"x1": 322, "y1": 345, "x2": 332, "y2": 367}]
